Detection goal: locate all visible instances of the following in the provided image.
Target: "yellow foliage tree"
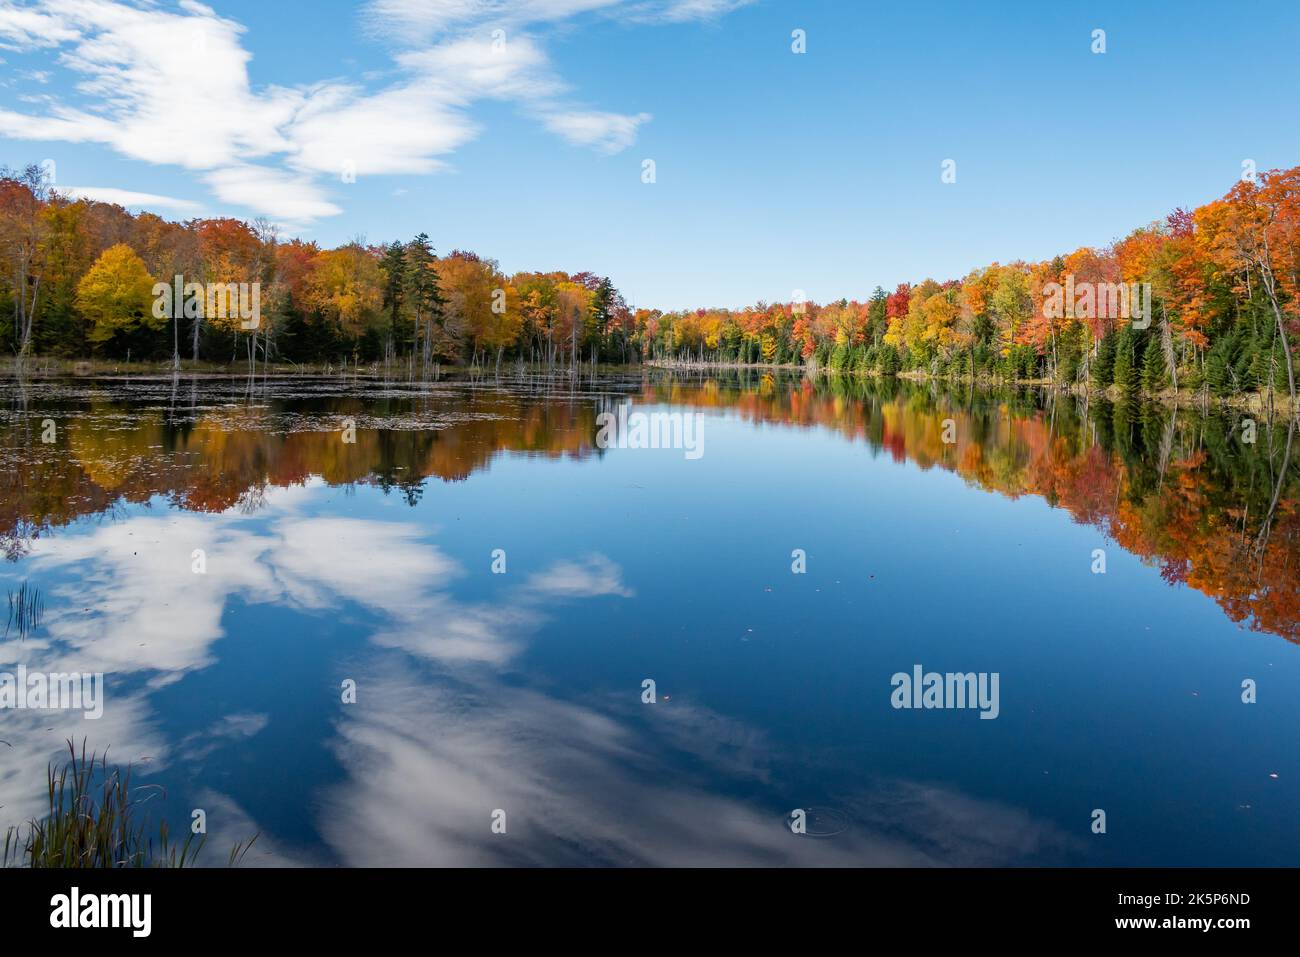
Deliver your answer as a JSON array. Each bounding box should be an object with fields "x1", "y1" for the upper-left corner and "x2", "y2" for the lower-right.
[
  {"x1": 303, "y1": 244, "x2": 383, "y2": 338},
  {"x1": 75, "y1": 244, "x2": 158, "y2": 343}
]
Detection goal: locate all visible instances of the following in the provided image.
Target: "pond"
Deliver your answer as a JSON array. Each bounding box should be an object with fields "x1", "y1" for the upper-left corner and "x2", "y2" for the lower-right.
[{"x1": 0, "y1": 370, "x2": 1296, "y2": 866}]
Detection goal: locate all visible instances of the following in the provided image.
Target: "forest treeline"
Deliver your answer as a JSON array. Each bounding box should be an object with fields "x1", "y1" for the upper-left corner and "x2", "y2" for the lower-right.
[
  {"x1": 0, "y1": 163, "x2": 634, "y2": 371},
  {"x1": 3, "y1": 163, "x2": 1298, "y2": 400},
  {"x1": 652, "y1": 166, "x2": 1300, "y2": 403}
]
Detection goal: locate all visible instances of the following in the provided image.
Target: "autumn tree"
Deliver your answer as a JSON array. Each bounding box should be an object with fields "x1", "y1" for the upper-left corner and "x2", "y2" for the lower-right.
[
  {"x1": 0, "y1": 164, "x2": 51, "y2": 357},
  {"x1": 75, "y1": 244, "x2": 158, "y2": 345},
  {"x1": 302, "y1": 243, "x2": 384, "y2": 358}
]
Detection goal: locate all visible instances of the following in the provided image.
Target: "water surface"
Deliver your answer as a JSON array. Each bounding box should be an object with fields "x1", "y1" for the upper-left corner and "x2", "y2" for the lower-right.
[{"x1": 1, "y1": 370, "x2": 1297, "y2": 866}]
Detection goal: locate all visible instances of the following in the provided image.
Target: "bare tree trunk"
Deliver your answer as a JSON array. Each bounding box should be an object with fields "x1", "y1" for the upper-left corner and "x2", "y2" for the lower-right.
[
  {"x1": 18, "y1": 272, "x2": 40, "y2": 359},
  {"x1": 1160, "y1": 304, "x2": 1178, "y2": 392},
  {"x1": 1257, "y1": 251, "x2": 1296, "y2": 404}
]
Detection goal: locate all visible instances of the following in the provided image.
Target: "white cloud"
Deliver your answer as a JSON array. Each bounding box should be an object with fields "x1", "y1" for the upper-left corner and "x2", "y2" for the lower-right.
[
  {"x1": 0, "y1": 0, "x2": 305, "y2": 218},
  {"x1": 57, "y1": 185, "x2": 201, "y2": 211},
  {"x1": 0, "y1": 102, "x2": 117, "y2": 142},
  {"x1": 541, "y1": 109, "x2": 651, "y2": 153},
  {"x1": 364, "y1": 0, "x2": 621, "y2": 39},
  {"x1": 645, "y1": 0, "x2": 755, "y2": 22},
  {"x1": 203, "y1": 165, "x2": 342, "y2": 222},
  {"x1": 0, "y1": 3, "x2": 79, "y2": 47},
  {"x1": 395, "y1": 33, "x2": 561, "y2": 101},
  {"x1": 363, "y1": 0, "x2": 750, "y2": 36},
  {"x1": 286, "y1": 82, "x2": 476, "y2": 180},
  {"x1": 0, "y1": 0, "x2": 746, "y2": 221},
  {"x1": 15, "y1": 0, "x2": 303, "y2": 170}
]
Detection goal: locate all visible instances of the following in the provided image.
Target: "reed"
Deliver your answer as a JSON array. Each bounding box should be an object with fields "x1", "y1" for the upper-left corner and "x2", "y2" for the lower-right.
[
  {"x1": 2, "y1": 739, "x2": 256, "y2": 868},
  {"x1": 5, "y1": 581, "x2": 43, "y2": 640}
]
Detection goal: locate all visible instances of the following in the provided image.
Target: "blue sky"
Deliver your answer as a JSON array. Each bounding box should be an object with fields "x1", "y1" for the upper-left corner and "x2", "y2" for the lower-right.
[{"x1": 1, "y1": 0, "x2": 1298, "y2": 309}]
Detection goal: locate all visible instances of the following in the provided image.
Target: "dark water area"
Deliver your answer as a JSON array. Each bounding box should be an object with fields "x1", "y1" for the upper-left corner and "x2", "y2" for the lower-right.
[{"x1": 0, "y1": 369, "x2": 1296, "y2": 866}]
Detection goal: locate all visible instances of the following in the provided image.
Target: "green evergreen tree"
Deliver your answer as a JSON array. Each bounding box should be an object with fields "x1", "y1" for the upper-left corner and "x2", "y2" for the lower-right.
[
  {"x1": 1246, "y1": 338, "x2": 1270, "y2": 393},
  {"x1": 1091, "y1": 330, "x2": 1117, "y2": 388},
  {"x1": 1112, "y1": 326, "x2": 1138, "y2": 397},
  {"x1": 1057, "y1": 326, "x2": 1083, "y2": 384},
  {"x1": 851, "y1": 344, "x2": 868, "y2": 372},
  {"x1": 590, "y1": 277, "x2": 616, "y2": 359},
  {"x1": 1141, "y1": 333, "x2": 1168, "y2": 392},
  {"x1": 1235, "y1": 336, "x2": 1261, "y2": 392},
  {"x1": 879, "y1": 344, "x2": 901, "y2": 375},
  {"x1": 403, "y1": 233, "x2": 445, "y2": 358},
  {"x1": 866, "y1": 287, "x2": 888, "y2": 346},
  {"x1": 1273, "y1": 342, "x2": 1292, "y2": 394},
  {"x1": 1205, "y1": 341, "x2": 1233, "y2": 396}
]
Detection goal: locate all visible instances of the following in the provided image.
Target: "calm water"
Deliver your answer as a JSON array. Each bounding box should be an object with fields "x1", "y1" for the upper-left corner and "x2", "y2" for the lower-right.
[{"x1": 1, "y1": 370, "x2": 1297, "y2": 866}]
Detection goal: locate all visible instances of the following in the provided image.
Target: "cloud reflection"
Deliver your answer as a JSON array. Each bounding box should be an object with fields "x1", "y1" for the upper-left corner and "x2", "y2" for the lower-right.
[
  {"x1": 0, "y1": 487, "x2": 635, "y2": 842},
  {"x1": 319, "y1": 661, "x2": 1078, "y2": 866},
  {"x1": 2, "y1": 483, "x2": 1075, "y2": 866}
]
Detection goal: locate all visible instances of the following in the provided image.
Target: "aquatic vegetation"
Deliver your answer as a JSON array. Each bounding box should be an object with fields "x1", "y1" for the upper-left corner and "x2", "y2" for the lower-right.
[
  {"x1": 2, "y1": 739, "x2": 257, "y2": 868},
  {"x1": 5, "y1": 580, "x2": 42, "y2": 639}
]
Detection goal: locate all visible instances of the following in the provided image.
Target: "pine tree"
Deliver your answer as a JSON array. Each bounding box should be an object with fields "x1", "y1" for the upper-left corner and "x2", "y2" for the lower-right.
[
  {"x1": 1092, "y1": 330, "x2": 1116, "y2": 388},
  {"x1": 1235, "y1": 337, "x2": 1261, "y2": 392},
  {"x1": 1111, "y1": 326, "x2": 1138, "y2": 397},
  {"x1": 867, "y1": 287, "x2": 888, "y2": 345},
  {"x1": 1141, "y1": 332, "x2": 1169, "y2": 393},
  {"x1": 590, "y1": 277, "x2": 615, "y2": 359},
  {"x1": 879, "y1": 344, "x2": 901, "y2": 375},
  {"x1": 403, "y1": 233, "x2": 445, "y2": 360},
  {"x1": 1271, "y1": 341, "x2": 1291, "y2": 394},
  {"x1": 1205, "y1": 343, "x2": 1232, "y2": 396},
  {"x1": 1246, "y1": 339, "x2": 1270, "y2": 393}
]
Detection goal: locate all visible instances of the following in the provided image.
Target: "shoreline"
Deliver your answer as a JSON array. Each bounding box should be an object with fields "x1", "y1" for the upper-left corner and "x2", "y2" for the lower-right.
[
  {"x1": 647, "y1": 359, "x2": 1300, "y2": 413},
  {"x1": 7, "y1": 355, "x2": 1299, "y2": 413}
]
